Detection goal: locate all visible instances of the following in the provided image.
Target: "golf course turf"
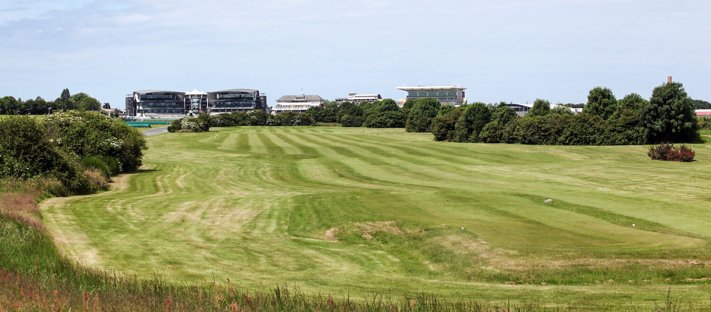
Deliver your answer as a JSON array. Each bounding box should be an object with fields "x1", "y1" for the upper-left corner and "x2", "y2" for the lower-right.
[{"x1": 41, "y1": 127, "x2": 711, "y2": 308}]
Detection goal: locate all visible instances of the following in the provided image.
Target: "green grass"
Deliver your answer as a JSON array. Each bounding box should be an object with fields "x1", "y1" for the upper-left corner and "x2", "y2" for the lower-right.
[{"x1": 40, "y1": 127, "x2": 711, "y2": 308}]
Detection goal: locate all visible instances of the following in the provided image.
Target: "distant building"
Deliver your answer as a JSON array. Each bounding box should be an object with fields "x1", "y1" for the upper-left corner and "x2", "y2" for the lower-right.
[
  {"x1": 696, "y1": 109, "x2": 711, "y2": 117},
  {"x1": 125, "y1": 88, "x2": 266, "y2": 118},
  {"x1": 397, "y1": 85, "x2": 466, "y2": 106},
  {"x1": 334, "y1": 93, "x2": 382, "y2": 104},
  {"x1": 273, "y1": 94, "x2": 325, "y2": 113},
  {"x1": 505, "y1": 103, "x2": 531, "y2": 116},
  {"x1": 125, "y1": 90, "x2": 186, "y2": 119},
  {"x1": 207, "y1": 89, "x2": 266, "y2": 113},
  {"x1": 185, "y1": 89, "x2": 208, "y2": 115}
]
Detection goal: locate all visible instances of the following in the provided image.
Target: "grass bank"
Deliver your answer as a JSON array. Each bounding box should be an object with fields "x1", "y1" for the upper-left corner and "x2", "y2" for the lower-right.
[{"x1": 34, "y1": 126, "x2": 711, "y2": 309}]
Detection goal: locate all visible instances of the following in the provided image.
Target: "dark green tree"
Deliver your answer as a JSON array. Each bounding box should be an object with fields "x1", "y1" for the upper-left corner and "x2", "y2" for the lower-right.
[
  {"x1": 528, "y1": 99, "x2": 550, "y2": 117},
  {"x1": 454, "y1": 103, "x2": 491, "y2": 142},
  {"x1": 491, "y1": 102, "x2": 517, "y2": 125},
  {"x1": 642, "y1": 82, "x2": 699, "y2": 143},
  {"x1": 406, "y1": 98, "x2": 441, "y2": 132},
  {"x1": 431, "y1": 107, "x2": 464, "y2": 141},
  {"x1": 584, "y1": 87, "x2": 618, "y2": 120}
]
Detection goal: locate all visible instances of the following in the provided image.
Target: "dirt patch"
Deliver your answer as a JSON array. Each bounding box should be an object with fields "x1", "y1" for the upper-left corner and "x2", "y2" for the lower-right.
[
  {"x1": 355, "y1": 221, "x2": 404, "y2": 240},
  {"x1": 324, "y1": 227, "x2": 339, "y2": 242}
]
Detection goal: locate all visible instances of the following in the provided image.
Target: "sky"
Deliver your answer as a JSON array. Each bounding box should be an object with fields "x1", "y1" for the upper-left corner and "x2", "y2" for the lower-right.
[{"x1": 0, "y1": 0, "x2": 710, "y2": 107}]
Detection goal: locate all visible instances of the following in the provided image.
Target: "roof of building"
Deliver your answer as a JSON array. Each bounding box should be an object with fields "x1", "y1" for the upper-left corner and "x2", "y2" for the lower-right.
[
  {"x1": 277, "y1": 94, "x2": 324, "y2": 102},
  {"x1": 185, "y1": 89, "x2": 207, "y2": 95},
  {"x1": 210, "y1": 88, "x2": 259, "y2": 93},
  {"x1": 397, "y1": 85, "x2": 466, "y2": 91},
  {"x1": 134, "y1": 89, "x2": 185, "y2": 95}
]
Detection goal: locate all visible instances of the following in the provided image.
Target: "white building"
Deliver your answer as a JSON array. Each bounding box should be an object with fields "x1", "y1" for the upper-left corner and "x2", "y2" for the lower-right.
[
  {"x1": 397, "y1": 85, "x2": 466, "y2": 106},
  {"x1": 273, "y1": 94, "x2": 325, "y2": 113},
  {"x1": 335, "y1": 93, "x2": 382, "y2": 104}
]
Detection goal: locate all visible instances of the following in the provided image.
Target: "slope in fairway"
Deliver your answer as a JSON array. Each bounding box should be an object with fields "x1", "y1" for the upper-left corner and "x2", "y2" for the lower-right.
[{"x1": 42, "y1": 127, "x2": 711, "y2": 306}]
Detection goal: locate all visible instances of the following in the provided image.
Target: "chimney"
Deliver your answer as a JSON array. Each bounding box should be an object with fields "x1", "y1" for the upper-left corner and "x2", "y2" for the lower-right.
[{"x1": 667, "y1": 76, "x2": 673, "y2": 85}]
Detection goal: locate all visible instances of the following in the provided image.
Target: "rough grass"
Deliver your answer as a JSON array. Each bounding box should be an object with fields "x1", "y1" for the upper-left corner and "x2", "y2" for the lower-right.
[{"x1": 39, "y1": 127, "x2": 711, "y2": 308}]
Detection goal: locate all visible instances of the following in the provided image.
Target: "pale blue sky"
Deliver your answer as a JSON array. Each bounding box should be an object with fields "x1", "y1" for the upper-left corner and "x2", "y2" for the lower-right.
[{"x1": 1, "y1": 0, "x2": 709, "y2": 107}]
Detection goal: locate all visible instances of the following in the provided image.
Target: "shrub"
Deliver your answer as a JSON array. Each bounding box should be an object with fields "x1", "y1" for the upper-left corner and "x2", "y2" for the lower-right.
[
  {"x1": 648, "y1": 144, "x2": 695, "y2": 162},
  {"x1": 453, "y1": 103, "x2": 490, "y2": 142},
  {"x1": 81, "y1": 156, "x2": 111, "y2": 178},
  {"x1": 479, "y1": 121, "x2": 505, "y2": 143},
  {"x1": 642, "y1": 82, "x2": 699, "y2": 143},
  {"x1": 557, "y1": 113, "x2": 605, "y2": 145},
  {"x1": 515, "y1": 114, "x2": 570, "y2": 145},
  {"x1": 406, "y1": 98, "x2": 441, "y2": 133},
  {"x1": 340, "y1": 114, "x2": 363, "y2": 127},
  {"x1": 364, "y1": 111, "x2": 406, "y2": 128},
  {"x1": 431, "y1": 107, "x2": 464, "y2": 141}
]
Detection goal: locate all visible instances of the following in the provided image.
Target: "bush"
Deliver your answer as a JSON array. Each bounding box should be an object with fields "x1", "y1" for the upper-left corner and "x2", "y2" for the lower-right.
[
  {"x1": 364, "y1": 111, "x2": 405, "y2": 128},
  {"x1": 81, "y1": 156, "x2": 111, "y2": 178},
  {"x1": 406, "y1": 98, "x2": 441, "y2": 133},
  {"x1": 340, "y1": 114, "x2": 363, "y2": 127},
  {"x1": 515, "y1": 114, "x2": 570, "y2": 145},
  {"x1": 431, "y1": 107, "x2": 464, "y2": 141},
  {"x1": 557, "y1": 113, "x2": 605, "y2": 145},
  {"x1": 648, "y1": 144, "x2": 695, "y2": 162},
  {"x1": 479, "y1": 121, "x2": 505, "y2": 143}
]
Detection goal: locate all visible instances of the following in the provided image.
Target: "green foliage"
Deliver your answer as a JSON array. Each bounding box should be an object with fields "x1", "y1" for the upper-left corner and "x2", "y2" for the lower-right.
[
  {"x1": 454, "y1": 103, "x2": 491, "y2": 142},
  {"x1": 363, "y1": 99, "x2": 405, "y2": 128},
  {"x1": 491, "y1": 103, "x2": 517, "y2": 125},
  {"x1": 0, "y1": 116, "x2": 107, "y2": 194},
  {"x1": 0, "y1": 89, "x2": 104, "y2": 114},
  {"x1": 691, "y1": 99, "x2": 711, "y2": 109},
  {"x1": 604, "y1": 94, "x2": 649, "y2": 145},
  {"x1": 528, "y1": 99, "x2": 550, "y2": 117},
  {"x1": 431, "y1": 107, "x2": 464, "y2": 141},
  {"x1": 267, "y1": 112, "x2": 316, "y2": 126},
  {"x1": 479, "y1": 121, "x2": 505, "y2": 143},
  {"x1": 405, "y1": 98, "x2": 441, "y2": 133},
  {"x1": 551, "y1": 105, "x2": 574, "y2": 116},
  {"x1": 70, "y1": 93, "x2": 102, "y2": 111},
  {"x1": 642, "y1": 82, "x2": 699, "y2": 143},
  {"x1": 45, "y1": 111, "x2": 147, "y2": 173},
  {"x1": 340, "y1": 114, "x2": 363, "y2": 127},
  {"x1": 515, "y1": 114, "x2": 570, "y2": 144},
  {"x1": 557, "y1": 113, "x2": 605, "y2": 145},
  {"x1": 584, "y1": 87, "x2": 618, "y2": 120},
  {"x1": 168, "y1": 114, "x2": 211, "y2": 133},
  {"x1": 364, "y1": 110, "x2": 405, "y2": 128}
]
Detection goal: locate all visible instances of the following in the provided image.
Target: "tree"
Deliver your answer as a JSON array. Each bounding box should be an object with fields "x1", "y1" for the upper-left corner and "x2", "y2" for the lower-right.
[
  {"x1": 406, "y1": 98, "x2": 441, "y2": 133},
  {"x1": 691, "y1": 99, "x2": 711, "y2": 109},
  {"x1": 604, "y1": 93, "x2": 649, "y2": 145},
  {"x1": 70, "y1": 93, "x2": 101, "y2": 111},
  {"x1": 60, "y1": 88, "x2": 71, "y2": 101},
  {"x1": 642, "y1": 82, "x2": 699, "y2": 143},
  {"x1": 528, "y1": 99, "x2": 550, "y2": 117},
  {"x1": 584, "y1": 87, "x2": 617, "y2": 120},
  {"x1": 431, "y1": 107, "x2": 464, "y2": 141},
  {"x1": 453, "y1": 103, "x2": 491, "y2": 142},
  {"x1": 491, "y1": 102, "x2": 517, "y2": 125},
  {"x1": 551, "y1": 105, "x2": 574, "y2": 116},
  {"x1": 617, "y1": 93, "x2": 648, "y2": 112}
]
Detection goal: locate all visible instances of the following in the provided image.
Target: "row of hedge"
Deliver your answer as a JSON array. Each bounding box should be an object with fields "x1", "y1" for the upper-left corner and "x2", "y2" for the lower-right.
[
  {"x1": 0, "y1": 112, "x2": 146, "y2": 195},
  {"x1": 431, "y1": 82, "x2": 699, "y2": 145}
]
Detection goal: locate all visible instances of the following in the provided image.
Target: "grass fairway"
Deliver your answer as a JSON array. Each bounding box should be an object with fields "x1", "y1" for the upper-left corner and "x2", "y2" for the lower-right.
[{"x1": 41, "y1": 127, "x2": 711, "y2": 308}]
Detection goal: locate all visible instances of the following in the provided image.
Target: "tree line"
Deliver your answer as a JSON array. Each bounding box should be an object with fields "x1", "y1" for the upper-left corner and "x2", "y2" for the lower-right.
[
  {"x1": 172, "y1": 81, "x2": 701, "y2": 145},
  {"x1": 0, "y1": 89, "x2": 103, "y2": 115},
  {"x1": 428, "y1": 82, "x2": 699, "y2": 145}
]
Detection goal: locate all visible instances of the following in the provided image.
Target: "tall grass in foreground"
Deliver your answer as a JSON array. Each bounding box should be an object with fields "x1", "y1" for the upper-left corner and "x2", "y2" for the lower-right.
[{"x1": 1, "y1": 182, "x2": 709, "y2": 311}]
